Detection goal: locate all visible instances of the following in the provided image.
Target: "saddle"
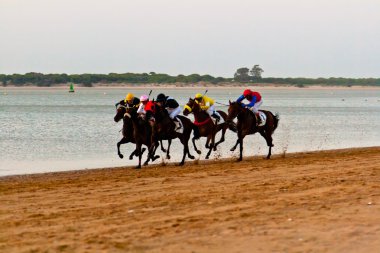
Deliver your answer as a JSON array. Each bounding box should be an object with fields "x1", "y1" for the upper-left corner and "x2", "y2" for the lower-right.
[
  {"x1": 173, "y1": 117, "x2": 184, "y2": 134},
  {"x1": 247, "y1": 109, "x2": 266, "y2": 127}
]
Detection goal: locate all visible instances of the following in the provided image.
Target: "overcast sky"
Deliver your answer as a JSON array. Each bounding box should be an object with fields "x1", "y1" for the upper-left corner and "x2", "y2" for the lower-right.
[{"x1": 1, "y1": 0, "x2": 379, "y2": 77}]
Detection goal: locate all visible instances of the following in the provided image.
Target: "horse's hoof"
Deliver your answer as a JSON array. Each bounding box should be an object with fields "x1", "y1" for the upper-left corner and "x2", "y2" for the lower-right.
[
  {"x1": 135, "y1": 165, "x2": 141, "y2": 169},
  {"x1": 178, "y1": 162, "x2": 184, "y2": 166},
  {"x1": 152, "y1": 155, "x2": 160, "y2": 161},
  {"x1": 161, "y1": 149, "x2": 167, "y2": 152},
  {"x1": 237, "y1": 158, "x2": 242, "y2": 162},
  {"x1": 196, "y1": 150, "x2": 202, "y2": 155},
  {"x1": 188, "y1": 155, "x2": 195, "y2": 160},
  {"x1": 129, "y1": 156, "x2": 133, "y2": 160},
  {"x1": 118, "y1": 154, "x2": 124, "y2": 159},
  {"x1": 205, "y1": 156, "x2": 210, "y2": 160},
  {"x1": 213, "y1": 147, "x2": 217, "y2": 151},
  {"x1": 166, "y1": 155, "x2": 171, "y2": 160},
  {"x1": 230, "y1": 147, "x2": 236, "y2": 152},
  {"x1": 143, "y1": 162, "x2": 149, "y2": 166}
]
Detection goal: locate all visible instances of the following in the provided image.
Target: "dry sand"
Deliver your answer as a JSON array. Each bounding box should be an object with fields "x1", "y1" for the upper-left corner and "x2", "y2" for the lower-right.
[{"x1": 1, "y1": 147, "x2": 379, "y2": 253}]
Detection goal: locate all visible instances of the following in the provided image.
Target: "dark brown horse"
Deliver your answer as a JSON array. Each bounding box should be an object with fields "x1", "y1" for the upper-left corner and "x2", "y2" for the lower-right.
[
  {"x1": 183, "y1": 98, "x2": 236, "y2": 159},
  {"x1": 114, "y1": 103, "x2": 159, "y2": 168},
  {"x1": 146, "y1": 104, "x2": 195, "y2": 166},
  {"x1": 226, "y1": 101, "x2": 279, "y2": 161}
]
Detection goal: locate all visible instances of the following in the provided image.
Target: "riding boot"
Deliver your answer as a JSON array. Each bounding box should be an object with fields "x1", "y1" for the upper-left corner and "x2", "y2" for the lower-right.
[
  {"x1": 173, "y1": 117, "x2": 181, "y2": 131},
  {"x1": 256, "y1": 113, "x2": 261, "y2": 126}
]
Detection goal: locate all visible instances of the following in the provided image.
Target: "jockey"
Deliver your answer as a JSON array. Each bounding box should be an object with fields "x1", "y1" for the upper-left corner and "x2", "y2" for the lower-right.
[
  {"x1": 156, "y1": 93, "x2": 182, "y2": 130},
  {"x1": 124, "y1": 93, "x2": 140, "y2": 108},
  {"x1": 136, "y1": 94, "x2": 149, "y2": 116},
  {"x1": 194, "y1": 93, "x2": 223, "y2": 123},
  {"x1": 236, "y1": 89, "x2": 263, "y2": 124}
]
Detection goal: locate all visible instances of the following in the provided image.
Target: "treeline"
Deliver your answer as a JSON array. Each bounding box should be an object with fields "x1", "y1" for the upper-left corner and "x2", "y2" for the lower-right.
[
  {"x1": 1, "y1": 72, "x2": 379, "y2": 87},
  {"x1": 0, "y1": 72, "x2": 227, "y2": 87}
]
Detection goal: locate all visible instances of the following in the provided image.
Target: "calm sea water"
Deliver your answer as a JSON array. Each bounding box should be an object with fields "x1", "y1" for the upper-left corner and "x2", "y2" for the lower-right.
[{"x1": 1, "y1": 87, "x2": 379, "y2": 176}]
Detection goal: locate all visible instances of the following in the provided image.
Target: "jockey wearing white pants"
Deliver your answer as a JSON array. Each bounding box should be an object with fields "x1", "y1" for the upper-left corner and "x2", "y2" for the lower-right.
[
  {"x1": 156, "y1": 93, "x2": 182, "y2": 130},
  {"x1": 167, "y1": 106, "x2": 182, "y2": 119}
]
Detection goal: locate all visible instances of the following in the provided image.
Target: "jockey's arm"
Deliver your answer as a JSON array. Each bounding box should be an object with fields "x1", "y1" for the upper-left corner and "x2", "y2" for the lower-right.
[
  {"x1": 236, "y1": 95, "x2": 248, "y2": 107},
  {"x1": 246, "y1": 96, "x2": 257, "y2": 107},
  {"x1": 236, "y1": 95, "x2": 245, "y2": 103}
]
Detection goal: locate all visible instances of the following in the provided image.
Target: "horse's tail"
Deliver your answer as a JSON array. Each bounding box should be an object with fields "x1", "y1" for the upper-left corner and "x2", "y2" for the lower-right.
[{"x1": 273, "y1": 112, "x2": 280, "y2": 132}]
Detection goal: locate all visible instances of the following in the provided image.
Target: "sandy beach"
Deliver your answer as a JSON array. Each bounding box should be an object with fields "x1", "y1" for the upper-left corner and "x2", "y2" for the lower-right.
[{"x1": 1, "y1": 147, "x2": 379, "y2": 252}]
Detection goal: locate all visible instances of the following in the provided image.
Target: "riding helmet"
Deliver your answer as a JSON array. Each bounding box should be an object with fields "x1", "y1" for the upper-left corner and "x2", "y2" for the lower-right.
[{"x1": 156, "y1": 93, "x2": 166, "y2": 102}]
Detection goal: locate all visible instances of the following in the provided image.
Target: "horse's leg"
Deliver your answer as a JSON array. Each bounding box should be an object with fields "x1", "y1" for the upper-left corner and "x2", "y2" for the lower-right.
[
  {"x1": 143, "y1": 146, "x2": 154, "y2": 166},
  {"x1": 205, "y1": 136, "x2": 210, "y2": 149},
  {"x1": 214, "y1": 125, "x2": 227, "y2": 150},
  {"x1": 129, "y1": 149, "x2": 136, "y2": 160},
  {"x1": 260, "y1": 130, "x2": 274, "y2": 159},
  {"x1": 205, "y1": 135, "x2": 213, "y2": 159},
  {"x1": 117, "y1": 137, "x2": 129, "y2": 159},
  {"x1": 149, "y1": 140, "x2": 160, "y2": 162},
  {"x1": 160, "y1": 139, "x2": 166, "y2": 152},
  {"x1": 185, "y1": 129, "x2": 195, "y2": 159},
  {"x1": 178, "y1": 138, "x2": 187, "y2": 166},
  {"x1": 136, "y1": 143, "x2": 142, "y2": 169},
  {"x1": 230, "y1": 139, "x2": 239, "y2": 152},
  {"x1": 166, "y1": 139, "x2": 172, "y2": 159},
  {"x1": 192, "y1": 137, "x2": 201, "y2": 154},
  {"x1": 238, "y1": 137, "x2": 244, "y2": 161}
]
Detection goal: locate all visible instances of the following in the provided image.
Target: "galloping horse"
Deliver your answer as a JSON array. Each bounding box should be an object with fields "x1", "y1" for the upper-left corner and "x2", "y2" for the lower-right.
[
  {"x1": 147, "y1": 104, "x2": 195, "y2": 166},
  {"x1": 226, "y1": 101, "x2": 279, "y2": 161},
  {"x1": 114, "y1": 101, "x2": 141, "y2": 160},
  {"x1": 114, "y1": 103, "x2": 159, "y2": 168},
  {"x1": 183, "y1": 98, "x2": 236, "y2": 159}
]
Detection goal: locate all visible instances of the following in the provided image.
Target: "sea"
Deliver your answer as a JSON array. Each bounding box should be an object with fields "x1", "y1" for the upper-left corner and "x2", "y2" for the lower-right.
[{"x1": 1, "y1": 87, "x2": 379, "y2": 176}]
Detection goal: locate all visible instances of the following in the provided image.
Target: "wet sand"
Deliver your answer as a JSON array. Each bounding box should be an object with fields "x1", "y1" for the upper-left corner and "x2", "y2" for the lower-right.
[{"x1": 1, "y1": 147, "x2": 379, "y2": 252}]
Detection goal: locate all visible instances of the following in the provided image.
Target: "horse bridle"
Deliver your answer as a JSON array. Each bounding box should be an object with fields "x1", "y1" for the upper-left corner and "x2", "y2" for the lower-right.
[
  {"x1": 184, "y1": 99, "x2": 199, "y2": 113},
  {"x1": 116, "y1": 104, "x2": 132, "y2": 118}
]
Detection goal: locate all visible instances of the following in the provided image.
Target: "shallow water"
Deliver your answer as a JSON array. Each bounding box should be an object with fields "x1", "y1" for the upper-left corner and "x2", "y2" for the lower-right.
[{"x1": 1, "y1": 87, "x2": 379, "y2": 176}]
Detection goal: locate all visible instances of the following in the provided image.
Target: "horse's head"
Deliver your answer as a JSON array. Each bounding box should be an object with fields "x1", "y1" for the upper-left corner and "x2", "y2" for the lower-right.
[
  {"x1": 183, "y1": 98, "x2": 194, "y2": 116},
  {"x1": 183, "y1": 98, "x2": 201, "y2": 116},
  {"x1": 227, "y1": 100, "x2": 243, "y2": 122},
  {"x1": 114, "y1": 100, "x2": 127, "y2": 122}
]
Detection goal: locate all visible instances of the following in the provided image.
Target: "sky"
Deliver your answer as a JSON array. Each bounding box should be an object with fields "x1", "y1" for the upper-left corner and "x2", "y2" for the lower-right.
[{"x1": 0, "y1": 0, "x2": 379, "y2": 78}]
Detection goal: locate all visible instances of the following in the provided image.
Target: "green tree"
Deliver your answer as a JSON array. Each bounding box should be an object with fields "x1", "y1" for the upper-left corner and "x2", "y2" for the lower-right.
[
  {"x1": 250, "y1": 65, "x2": 264, "y2": 81},
  {"x1": 234, "y1": 67, "x2": 250, "y2": 82}
]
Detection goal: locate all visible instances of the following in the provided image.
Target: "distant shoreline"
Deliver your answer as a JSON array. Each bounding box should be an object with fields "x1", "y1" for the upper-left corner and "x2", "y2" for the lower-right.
[{"x1": 1, "y1": 83, "x2": 380, "y2": 90}]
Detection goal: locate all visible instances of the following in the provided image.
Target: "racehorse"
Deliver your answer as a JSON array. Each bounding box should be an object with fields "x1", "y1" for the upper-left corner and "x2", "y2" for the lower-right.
[
  {"x1": 183, "y1": 98, "x2": 236, "y2": 159},
  {"x1": 226, "y1": 101, "x2": 279, "y2": 161},
  {"x1": 146, "y1": 104, "x2": 195, "y2": 166},
  {"x1": 114, "y1": 101, "x2": 141, "y2": 160},
  {"x1": 114, "y1": 102, "x2": 159, "y2": 168}
]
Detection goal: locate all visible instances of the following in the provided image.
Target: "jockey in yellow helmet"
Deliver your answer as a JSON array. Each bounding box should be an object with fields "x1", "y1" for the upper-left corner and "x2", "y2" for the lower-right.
[
  {"x1": 194, "y1": 93, "x2": 224, "y2": 123},
  {"x1": 124, "y1": 93, "x2": 140, "y2": 108}
]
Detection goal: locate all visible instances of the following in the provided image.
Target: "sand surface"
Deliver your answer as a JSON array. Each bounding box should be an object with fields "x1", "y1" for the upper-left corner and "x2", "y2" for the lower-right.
[{"x1": 1, "y1": 147, "x2": 379, "y2": 252}]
